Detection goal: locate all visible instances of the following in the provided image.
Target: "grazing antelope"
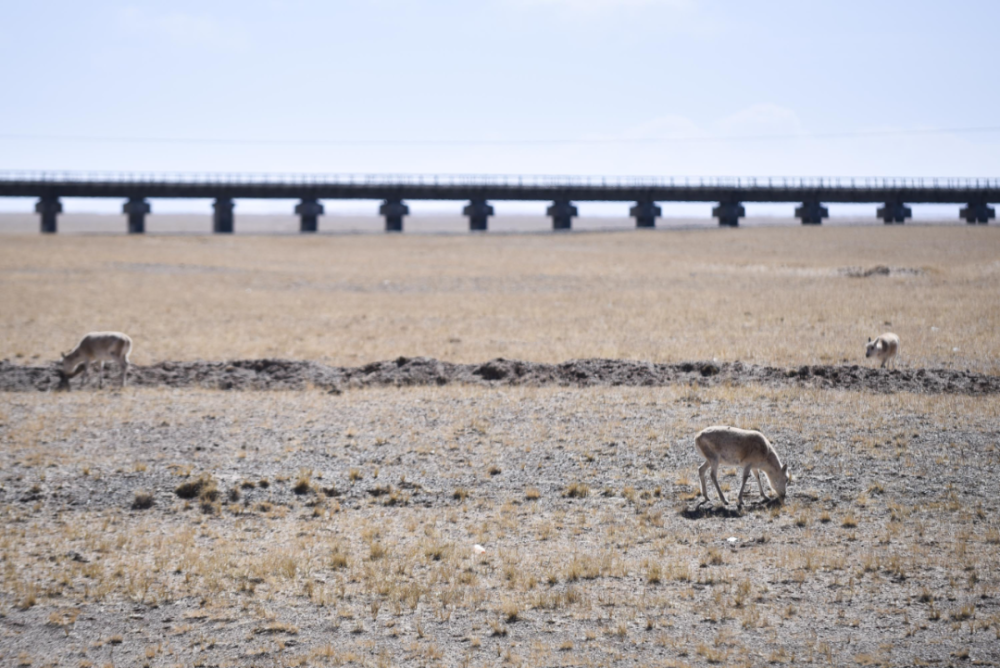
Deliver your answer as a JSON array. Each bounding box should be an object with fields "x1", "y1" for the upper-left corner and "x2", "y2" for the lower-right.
[
  {"x1": 865, "y1": 333, "x2": 899, "y2": 369},
  {"x1": 695, "y1": 426, "x2": 788, "y2": 507},
  {"x1": 57, "y1": 332, "x2": 132, "y2": 390}
]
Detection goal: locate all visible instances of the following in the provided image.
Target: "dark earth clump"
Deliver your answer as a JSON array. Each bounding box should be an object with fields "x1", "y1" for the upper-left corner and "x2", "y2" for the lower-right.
[{"x1": 2, "y1": 357, "x2": 998, "y2": 395}]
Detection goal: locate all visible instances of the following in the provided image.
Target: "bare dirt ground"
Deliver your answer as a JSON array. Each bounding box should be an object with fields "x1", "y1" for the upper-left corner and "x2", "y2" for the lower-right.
[
  {"x1": 2, "y1": 227, "x2": 999, "y2": 667},
  {"x1": 3, "y1": 356, "x2": 1000, "y2": 396}
]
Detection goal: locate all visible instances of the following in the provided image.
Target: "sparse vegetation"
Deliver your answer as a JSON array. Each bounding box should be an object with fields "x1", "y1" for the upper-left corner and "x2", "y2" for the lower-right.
[
  {"x1": 131, "y1": 490, "x2": 154, "y2": 510},
  {"x1": 174, "y1": 473, "x2": 218, "y2": 502},
  {"x1": 2, "y1": 228, "x2": 997, "y2": 371},
  {"x1": 1, "y1": 228, "x2": 998, "y2": 665},
  {"x1": 292, "y1": 472, "x2": 313, "y2": 495}
]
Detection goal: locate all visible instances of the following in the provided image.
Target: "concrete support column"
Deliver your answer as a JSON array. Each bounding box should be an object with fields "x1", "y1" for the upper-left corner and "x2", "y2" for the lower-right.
[
  {"x1": 547, "y1": 199, "x2": 578, "y2": 230},
  {"x1": 795, "y1": 201, "x2": 828, "y2": 225},
  {"x1": 463, "y1": 199, "x2": 494, "y2": 231},
  {"x1": 877, "y1": 202, "x2": 911, "y2": 224},
  {"x1": 123, "y1": 197, "x2": 151, "y2": 234},
  {"x1": 36, "y1": 195, "x2": 62, "y2": 234},
  {"x1": 379, "y1": 198, "x2": 409, "y2": 232},
  {"x1": 630, "y1": 201, "x2": 661, "y2": 228},
  {"x1": 295, "y1": 198, "x2": 325, "y2": 233},
  {"x1": 712, "y1": 201, "x2": 745, "y2": 227},
  {"x1": 960, "y1": 202, "x2": 995, "y2": 224},
  {"x1": 213, "y1": 197, "x2": 235, "y2": 233}
]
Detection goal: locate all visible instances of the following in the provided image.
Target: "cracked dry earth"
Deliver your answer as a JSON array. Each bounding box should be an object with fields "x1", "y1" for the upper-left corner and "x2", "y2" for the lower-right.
[{"x1": 1, "y1": 381, "x2": 999, "y2": 668}]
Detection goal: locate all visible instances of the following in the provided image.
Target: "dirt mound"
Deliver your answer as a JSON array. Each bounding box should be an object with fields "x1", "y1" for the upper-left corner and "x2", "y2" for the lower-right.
[
  {"x1": 839, "y1": 265, "x2": 924, "y2": 278},
  {"x1": 3, "y1": 357, "x2": 998, "y2": 394}
]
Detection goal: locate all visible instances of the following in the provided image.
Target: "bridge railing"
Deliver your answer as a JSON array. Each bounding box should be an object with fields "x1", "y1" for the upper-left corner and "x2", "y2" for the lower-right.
[{"x1": 1, "y1": 171, "x2": 998, "y2": 190}]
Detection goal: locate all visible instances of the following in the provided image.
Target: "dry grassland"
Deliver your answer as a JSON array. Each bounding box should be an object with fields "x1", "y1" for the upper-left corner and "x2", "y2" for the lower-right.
[
  {"x1": 1, "y1": 226, "x2": 998, "y2": 372},
  {"x1": 1, "y1": 225, "x2": 999, "y2": 666},
  {"x1": 1, "y1": 386, "x2": 999, "y2": 667}
]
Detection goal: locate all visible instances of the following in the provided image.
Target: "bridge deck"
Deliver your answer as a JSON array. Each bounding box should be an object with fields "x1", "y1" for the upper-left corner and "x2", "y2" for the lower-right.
[
  {"x1": 1, "y1": 172, "x2": 998, "y2": 203},
  {"x1": 3, "y1": 172, "x2": 996, "y2": 232}
]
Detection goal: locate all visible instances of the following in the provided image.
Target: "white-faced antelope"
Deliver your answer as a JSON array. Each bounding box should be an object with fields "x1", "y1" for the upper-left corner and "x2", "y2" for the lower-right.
[
  {"x1": 57, "y1": 332, "x2": 133, "y2": 390},
  {"x1": 866, "y1": 332, "x2": 899, "y2": 369},
  {"x1": 695, "y1": 426, "x2": 788, "y2": 507}
]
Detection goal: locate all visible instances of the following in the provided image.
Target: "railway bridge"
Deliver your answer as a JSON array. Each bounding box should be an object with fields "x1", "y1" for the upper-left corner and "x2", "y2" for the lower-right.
[{"x1": 1, "y1": 172, "x2": 996, "y2": 233}]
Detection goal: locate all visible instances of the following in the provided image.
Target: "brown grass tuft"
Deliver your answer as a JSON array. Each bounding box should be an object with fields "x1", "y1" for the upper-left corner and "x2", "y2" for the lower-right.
[
  {"x1": 174, "y1": 473, "x2": 218, "y2": 502},
  {"x1": 131, "y1": 490, "x2": 155, "y2": 510}
]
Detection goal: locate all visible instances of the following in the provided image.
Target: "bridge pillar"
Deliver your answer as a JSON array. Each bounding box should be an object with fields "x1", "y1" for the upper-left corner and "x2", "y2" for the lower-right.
[
  {"x1": 213, "y1": 197, "x2": 235, "y2": 233},
  {"x1": 712, "y1": 201, "x2": 744, "y2": 227},
  {"x1": 630, "y1": 201, "x2": 661, "y2": 228},
  {"x1": 547, "y1": 199, "x2": 578, "y2": 230},
  {"x1": 295, "y1": 198, "x2": 324, "y2": 233},
  {"x1": 36, "y1": 195, "x2": 62, "y2": 234},
  {"x1": 960, "y1": 202, "x2": 995, "y2": 224},
  {"x1": 463, "y1": 198, "x2": 494, "y2": 231},
  {"x1": 877, "y1": 202, "x2": 911, "y2": 224},
  {"x1": 122, "y1": 197, "x2": 151, "y2": 234},
  {"x1": 795, "y1": 201, "x2": 828, "y2": 225},
  {"x1": 379, "y1": 198, "x2": 409, "y2": 232}
]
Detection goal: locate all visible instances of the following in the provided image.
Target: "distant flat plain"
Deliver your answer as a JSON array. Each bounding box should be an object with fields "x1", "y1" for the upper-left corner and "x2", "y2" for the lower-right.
[
  {"x1": 0, "y1": 212, "x2": 964, "y2": 235},
  {"x1": 0, "y1": 219, "x2": 995, "y2": 372}
]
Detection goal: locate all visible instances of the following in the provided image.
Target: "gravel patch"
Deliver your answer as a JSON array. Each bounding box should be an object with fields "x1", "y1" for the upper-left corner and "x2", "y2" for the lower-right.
[{"x1": 1, "y1": 385, "x2": 998, "y2": 667}]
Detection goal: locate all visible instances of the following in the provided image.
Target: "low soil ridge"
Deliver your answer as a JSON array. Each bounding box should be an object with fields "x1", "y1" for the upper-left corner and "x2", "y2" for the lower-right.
[{"x1": 2, "y1": 357, "x2": 998, "y2": 394}]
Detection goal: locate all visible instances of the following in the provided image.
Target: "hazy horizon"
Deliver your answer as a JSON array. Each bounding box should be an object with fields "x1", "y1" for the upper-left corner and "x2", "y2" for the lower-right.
[{"x1": 0, "y1": 209, "x2": 969, "y2": 236}]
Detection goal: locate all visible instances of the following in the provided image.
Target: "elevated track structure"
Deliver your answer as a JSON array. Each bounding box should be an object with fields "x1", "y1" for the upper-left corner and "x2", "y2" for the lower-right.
[{"x1": 1, "y1": 171, "x2": 996, "y2": 233}]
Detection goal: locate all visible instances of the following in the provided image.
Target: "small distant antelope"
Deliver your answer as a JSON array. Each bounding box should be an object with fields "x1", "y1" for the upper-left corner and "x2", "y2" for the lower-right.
[
  {"x1": 695, "y1": 426, "x2": 789, "y2": 507},
  {"x1": 57, "y1": 332, "x2": 133, "y2": 390},
  {"x1": 865, "y1": 333, "x2": 899, "y2": 369}
]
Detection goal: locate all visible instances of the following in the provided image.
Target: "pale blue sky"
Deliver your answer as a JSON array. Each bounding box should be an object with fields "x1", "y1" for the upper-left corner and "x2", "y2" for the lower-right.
[{"x1": 1, "y1": 0, "x2": 998, "y2": 215}]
